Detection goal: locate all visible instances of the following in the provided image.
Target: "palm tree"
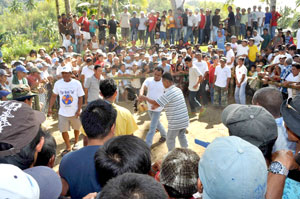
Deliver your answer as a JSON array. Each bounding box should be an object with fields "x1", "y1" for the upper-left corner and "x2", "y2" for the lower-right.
[{"x1": 9, "y1": 0, "x2": 23, "y2": 14}]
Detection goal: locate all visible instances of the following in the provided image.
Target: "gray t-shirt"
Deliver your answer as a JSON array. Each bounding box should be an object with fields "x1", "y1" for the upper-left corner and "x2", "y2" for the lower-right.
[
  {"x1": 84, "y1": 75, "x2": 102, "y2": 103},
  {"x1": 235, "y1": 13, "x2": 241, "y2": 27},
  {"x1": 130, "y1": 17, "x2": 140, "y2": 31},
  {"x1": 138, "y1": 17, "x2": 147, "y2": 30}
]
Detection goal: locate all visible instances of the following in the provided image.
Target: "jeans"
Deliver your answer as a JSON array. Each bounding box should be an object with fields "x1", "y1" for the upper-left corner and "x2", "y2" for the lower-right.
[
  {"x1": 198, "y1": 28, "x2": 204, "y2": 44},
  {"x1": 160, "y1": 32, "x2": 166, "y2": 41},
  {"x1": 198, "y1": 79, "x2": 208, "y2": 105},
  {"x1": 204, "y1": 28, "x2": 211, "y2": 44},
  {"x1": 182, "y1": 26, "x2": 187, "y2": 39},
  {"x1": 189, "y1": 90, "x2": 201, "y2": 112},
  {"x1": 271, "y1": 26, "x2": 277, "y2": 39},
  {"x1": 209, "y1": 83, "x2": 214, "y2": 104},
  {"x1": 131, "y1": 29, "x2": 138, "y2": 41},
  {"x1": 169, "y1": 28, "x2": 175, "y2": 44},
  {"x1": 176, "y1": 28, "x2": 182, "y2": 41},
  {"x1": 257, "y1": 26, "x2": 263, "y2": 36},
  {"x1": 149, "y1": 30, "x2": 155, "y2": 46},
  {"x1": 264, "y1": 24, "x2": 270, "y2": 34},
  {"x1": 212, "y1": 26, "x2": 218, "y2": 42},
  {"x1": 166, "y1": 129, "x2": 188, "y2": 151},
  {"x1": 240, "y1": 24, "x2": 246, "y2": 38},
  {"x1": 184, "y1": 27, "x2": 194, "y2": 44},
  {"x1": 234, "y1": 82, "x2": 247, "y2": 104},
  {"x1": 145, "y1": 110, "x2": 167, "y2": 146}
]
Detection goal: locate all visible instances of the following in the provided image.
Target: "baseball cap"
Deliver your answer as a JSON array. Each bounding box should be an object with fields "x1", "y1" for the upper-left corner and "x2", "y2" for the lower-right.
[
  {"x1": 15, "y1": 65, "x2": 29, "y2": 73},
  {"x1": 242, "y1": 39, "x2": 248, "y2": 42},
  {"x1": 0, "y1": 101, "x2": 46, "y2": 157},
  {"x1": 231, "y1": 35, "x2": 237, "y2": 39},
  {"x1": 0, "y1": 69, "x2": 8, "y2": 76},
  {"x1": 160, "y1": 148, "x2": 200, "y2": 197},
  {"x1": 281, "y1": 95, "x2": 300, "y2": 136},
  {"x1": 24, "y1": 166, "x2": 62, "y2": 199},
  {"x1": 225, "y1": 42, "x2": 231, "y2": 46},
  {"x1": 222, "y1": 104, "x2": 278, "y2": 148},
  {"x1": 61, "y1": 66, "x2": 72, "y2": 73},
  {"x1": 86, "y1": 57, "x2": 93, "y2": 62},
  {"x1": 249, "y1": 37, "x2": 255, "y2": 41},
  {"x1": 0, "y1": 90, "x2": 10, "y2": 98},
  {"x1": 11, "y1": 86, "x2": 37, "y2": 101},
  {"x1": 199, "y1": 136, "x2": 268, "y2": 199},
  {"x1": 30, "y1": 67, "x2": 41, "y2": 74},
  {"x1": 0, "y1": 164, "x2": 40, "y2": 199},
  {"x1": 220, "y1": 57, "x2": 227, "y2": 62}
]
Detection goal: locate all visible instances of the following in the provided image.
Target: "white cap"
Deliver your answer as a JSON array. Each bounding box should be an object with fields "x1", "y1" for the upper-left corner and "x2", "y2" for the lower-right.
[
  {"x1": 61, "y1": 66, "x2": 72, "y2": 73},
  {"x1": 0, "y1": 164, "x2": 40, "y2": 199}
]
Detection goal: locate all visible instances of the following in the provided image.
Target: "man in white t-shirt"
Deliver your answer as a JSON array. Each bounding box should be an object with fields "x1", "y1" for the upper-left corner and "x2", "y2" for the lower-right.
[
  {"x1": 283, "y1": 64, "x2": 300, "y2": 98},
  {"x1": 253, "y1": 30, "x2": 264, "y2": 47},
  {"x1": 139, "y1": 67, "x2": 167, "y2": 147},
  {"x1": 257, "y1": 6, "x2": 265, "y2": 35},
  {"x1": 236, "y1": 39, "x2": 249, "y2": 58},
  {"x1": 48, "y1": 66, "x2": 85, "y2": 156},
  {"x1": 213, "y1": 57, "x2": 231, "y2": 106},
  {"x1": 186, "y1": 56, "x2": 206, "y2": 116},
  {"x1": 225, "y1": 43, "x2": 235, "y2": 69},
  {"x1": 80, "y1": 57, "x2": 94, "y2": 88},
  {"x1": 120, "y1": 7, "x2": 131, "y2": 43},
  {"x1": 138, "y1": 11, "x2": 147, "y2": 46},
  {"x1": 193, "y1": 52, "x2": 209, "y2": 105},
  {"x1": 235, "y1": 57, "x2": 248, "y2": 104}
]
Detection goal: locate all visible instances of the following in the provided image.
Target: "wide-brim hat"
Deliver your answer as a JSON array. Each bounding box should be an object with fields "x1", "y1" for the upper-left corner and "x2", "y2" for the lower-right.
[{"x1": 281, "y1": 95, "x2": 300, "y2": 136}]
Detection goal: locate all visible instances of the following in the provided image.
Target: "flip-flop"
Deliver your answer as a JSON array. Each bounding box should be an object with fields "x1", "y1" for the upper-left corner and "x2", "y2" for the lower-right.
[
  {"x1": 72, "y1": 143, "x2": 80, "y2": 151},
  {"x1": 61, "y1": 149, "x2": 71, "y2": 157}
]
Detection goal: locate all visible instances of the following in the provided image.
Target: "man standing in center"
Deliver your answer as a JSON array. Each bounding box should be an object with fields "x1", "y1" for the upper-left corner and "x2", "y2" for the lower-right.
[
  {"x1": 140, "y1": 72, "x2": 189, "y2": 151},
  {"x1": 139, "y1": 67, "x2": 167, "y2": 147},
  {"x1": 120, "y1": 7, "x2": 131, "y2": 44}
]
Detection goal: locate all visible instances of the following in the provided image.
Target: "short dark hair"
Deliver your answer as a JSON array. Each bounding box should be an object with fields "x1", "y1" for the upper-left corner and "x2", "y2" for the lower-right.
[
  {"x1": 252, "y1": 87, "x2": 283, "y2": 118},
  {"x1": 184, "y1": 56, "x2": 192, "y2": 62},
  {"x1": 0, "y1": 127, "x2": 44, "y2": 170},
  {"x1": 94, "y1": 135, "x2": 151, "y2": 187},
  {"x1": 35, "y1": 131, "x2": 56, "y2": 167},
  {"x1": 162, "y1": 72, "x2": 174, "y2": 83},
  {"x1": 97, "y1": 173, "x2": 168, "y2": 199},
  {"x1": 154, "y1": 67, "x2": 164, "y2": 74},
  {"x1": 94, "y1": 65, "x2": 102, "y2": 70},
  {"x1": 100, "y1": 78, "x2": 117, "y2": 98},
  {"x1": 80, "y1": 99, "x2": 117, "y2": 139}
]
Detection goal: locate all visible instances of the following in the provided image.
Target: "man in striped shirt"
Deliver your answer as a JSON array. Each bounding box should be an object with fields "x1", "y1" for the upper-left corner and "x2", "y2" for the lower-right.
[{"x1": 140, "y1": 72, "x2": 189, "y2": 151}]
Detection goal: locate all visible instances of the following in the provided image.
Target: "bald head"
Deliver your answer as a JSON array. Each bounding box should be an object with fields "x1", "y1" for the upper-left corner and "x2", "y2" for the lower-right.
[{"x1": 252, "y1": 87, "x2": 283, "y2": 118}]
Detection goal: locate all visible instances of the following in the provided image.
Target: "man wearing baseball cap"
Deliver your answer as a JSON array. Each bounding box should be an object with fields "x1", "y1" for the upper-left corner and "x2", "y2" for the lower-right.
[
  {"x1": 48, "y1": 66, "x2": 85, "y2": 156},
  {"x1": 10, "y1": 65, "x2": 29, "y2": 90},
  {"x1": 0, "y1": 100, "x2": 46, "y2": 169},
  {"x1": 11, "y1": 85, "x2": 37, "y2": 107},
  {"x1": 0, "y1": 90, "x2": 10, "y2": 101},
  {"x1": 0, "y1": 69, "x2": 10, "y2": 91}
]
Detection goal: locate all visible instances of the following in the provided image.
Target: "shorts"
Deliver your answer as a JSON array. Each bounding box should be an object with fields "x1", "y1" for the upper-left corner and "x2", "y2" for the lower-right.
[
  {"x1": 121, "y1": 28, "x2": 130, "y2": 38},
  {"x1": 58, "y1": 115, "x2": 81, "y2": 132},
  {"x1": 138, "y1": 30, "x2": 145, "y2": 41}
]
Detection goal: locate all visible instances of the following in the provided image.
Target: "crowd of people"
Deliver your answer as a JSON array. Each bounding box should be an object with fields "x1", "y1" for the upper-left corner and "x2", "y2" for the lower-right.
[{"x1": 0, "y1": 3, "x2": 300, "y2": 199}]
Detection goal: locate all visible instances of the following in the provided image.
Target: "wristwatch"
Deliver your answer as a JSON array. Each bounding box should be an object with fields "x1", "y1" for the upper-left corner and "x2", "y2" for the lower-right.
[{"x1": 268, "y1": 161, "x2": 289, "y2": 176}]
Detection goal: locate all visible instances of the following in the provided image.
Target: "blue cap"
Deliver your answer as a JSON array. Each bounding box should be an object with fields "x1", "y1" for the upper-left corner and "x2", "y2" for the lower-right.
[
  {"x1": 15, "y1": 65, "x2": 29, "y2": 73},
  {"x1": 199, "y1": 136, "x2": 267, "y2": 199},
  {"x1": 0, "y1": 90, "x2": 10, "y2": 98}
]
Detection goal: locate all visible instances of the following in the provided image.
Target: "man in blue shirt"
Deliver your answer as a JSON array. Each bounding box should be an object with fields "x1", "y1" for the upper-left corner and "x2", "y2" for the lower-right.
[
  {"x1": 280, "y1": 57, "x2": 293, "y2": 99},
  {"x1": 264, "y1": 7, "x2": 272, "y2": 34},
  {"x1": 59, "y1": 99, "x2": 117, "y2": 199}
]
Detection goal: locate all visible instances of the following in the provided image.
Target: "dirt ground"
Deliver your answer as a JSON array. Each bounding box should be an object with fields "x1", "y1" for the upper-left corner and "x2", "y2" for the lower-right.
[{"x1": 46, "y1": 101, "x2": 229, "y2": 172}]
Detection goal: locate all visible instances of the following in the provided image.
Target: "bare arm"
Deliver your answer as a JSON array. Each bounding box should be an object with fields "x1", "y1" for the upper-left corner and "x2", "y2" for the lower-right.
[
  {"x1": 48, "y1": 93, "x2": 58, "y2": 115},
  {"x1": 76, "y1": 96, "x2": 83, "y2": 117},
  {"x1": 84, "y1": 88, "x2": 88, "y2": 105},
  {"x1": 60, "y1": 178, "x2": 69, "y2": 196}
]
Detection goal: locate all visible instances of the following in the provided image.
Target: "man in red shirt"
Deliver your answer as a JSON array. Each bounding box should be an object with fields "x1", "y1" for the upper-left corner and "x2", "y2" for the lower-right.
[
  {"x1": 148, "y1": 10, "x2": 157, "y2": 46},
  {"x1": 270, "y1": 6, "x2": 281, "y2": 39},
  {"x1": 77, "y1": 11, "x2": 90, "y2": 33},
  {"x1": 198, "y1": 8, "x2": 206, "y2": 45},
  {"x1": 209, "y1": 55, "x2": 219, "y2": 104}
]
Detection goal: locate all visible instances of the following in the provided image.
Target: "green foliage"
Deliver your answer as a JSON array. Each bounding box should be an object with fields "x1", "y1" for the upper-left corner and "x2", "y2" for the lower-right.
[
  {"x1": 185, "y1": 1, "x2": 229, "y2": 19},
  {"x1": 9, "y1": 0, "x2": 23, "y2": 14},
  {"x1": 277, "y1": 6, "x2": 298, "y2": 30},
  {"x1": 25, "y1": 0, "x2": 37, "y2": 11}
]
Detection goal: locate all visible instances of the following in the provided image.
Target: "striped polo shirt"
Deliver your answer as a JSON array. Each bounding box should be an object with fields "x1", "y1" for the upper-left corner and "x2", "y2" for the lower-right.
[{"x1": 156, "y1": 85, "x2": 189, "y2": 130}]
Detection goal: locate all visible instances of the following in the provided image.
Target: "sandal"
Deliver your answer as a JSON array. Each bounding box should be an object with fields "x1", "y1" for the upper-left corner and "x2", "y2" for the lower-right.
[
  {"x1": 61, "y1": 149, "x2": 71, "y2": 157},
  {"x1": 72, "y1": 143, "x2": 80, "y2": 151}
]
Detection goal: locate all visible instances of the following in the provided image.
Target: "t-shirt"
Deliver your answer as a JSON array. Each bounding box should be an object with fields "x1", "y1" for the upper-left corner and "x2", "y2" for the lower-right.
[
  {"x1": 212, "y1": 15, "x2": 220, "y2": 27},
  {"x1": 240, "y1": 14, "x2": 248, "y2": 25},
  {"x1": 236, "y1": 44, "x2": 249, "y2": 57},
  {"x1": 297, "y1": 28, "x2": 300, "y2": 49},
  {"x1": 228, "y1": 11, "x2": 235, "y2": 26},
  {"x1": 156, "y1": 85, "x2": 189, "y2": 130},
  {"x1": 235, "y1": 13, "x2": 241, "y2": 26},
  {"x1": 89, "y1": 19, "x2": 98, "y2": 33},
  {"x1": 98, "y1": 18, "x2": 107, "y2": 32},
  {"x1": 261, "y1": 34, "x2": 271, "y2": 50},
  {"x1": 175, "y1": 14, "x2": 182, "y2": 28},
  {"x1": 53, "y1": 79, "x2": 85, "y2": 117},
  {"x1": 257, "y1": 11, "x2": 265, "y2": 26},
  {"x1": 158, "y1": 64, "x2": 171, "y2": 73},
  {"x1": 167, "y1": 16, "x2": 176, "y2": 29},
  {"x1": 214, "y1": 65, "x2": 231, "y2": 88},
  {"x1": 84, "y1": 75, "x2": 103, "y2": 103},
  {"x1": 182, "y1": 13, "x2": 188, "y2": 26},
  {"x1": 148, "y1": 15, "x2": 157, "y2": 32},
  {"x1": 113, "y1": 103, "x2": 138, "y2": 136},
  {"x1": 78, "y1": 16, "x2": 90, "y2": 32},
  {"x1": 216, "y1": 35, "x2": 226, "y2": 51},
  {"x1": 226, "y1": 49, "x2": 235, "y2": 69},
  {"x1": 188, "y1": 66, "x2": 202, "y2": 91},
  {"x1": 252, "y1": 11, "x2": 258, "y2": 22},
  {"x1": 187, "y1": 15, "x2": 197, "y2": 27},
  {"x1": 271, "y1": 11, "x2": 281, "y2": 26},
  {"x1": 209, "y1": 65, "x2": 217, "y2": 84},
  {"x1": 59, "y1": 145, "x2": 101, "y2": 199},
  {"x1": 199, "y1": 14, "x2": 206, "y2": 29},
  {"x1": 248, "y1": 45, "x2": 259, "y2": 62},
  {"x1": 265, "y1": 12, "x2": 272, "y2": 24},
  {"x1": 235, "y1": 65, "x2": 248, "y2": 84},
  {"x1": 108, "y1": 19, "x2": 119, "y2": 34},
  {"x1": 120, "y1": 12, "x2": 131, "y2": 28},
  {"x1": 138, "y1": 17, "x2": 147, "y2": 30},
  {"x1": 81, "y1": 66, "x2": 95, "y2": 85},
  {"x1": 160, "y1": 21, "x2": 167, "y2": 32},
  {"x1": 130, "y1": 17, "x2": 140, "y2": 30},
  {"x1": 193, "y1": 60, "x2": 208, "y2": 76},
  {"x1": 253, "y1": 34, "x2": 264, "y2": 46},
  {"x1": 143, "y1": 77, "x2": 165, "y2": 112},
  {"x1": 285, "y1": 73, "x2": 299, "y2": 98}
]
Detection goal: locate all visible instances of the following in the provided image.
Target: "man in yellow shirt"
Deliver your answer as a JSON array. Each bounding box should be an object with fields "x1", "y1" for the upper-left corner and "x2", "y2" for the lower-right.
[
  {"x1": 248, "y1": 38, "x2": 259, "y2": 69},
  {"x1": 81, "y1": 78, "x2": 138, "y2": 140},
  {"x1": 167, "y1": 9, "x2": 176, "y2": 45}
]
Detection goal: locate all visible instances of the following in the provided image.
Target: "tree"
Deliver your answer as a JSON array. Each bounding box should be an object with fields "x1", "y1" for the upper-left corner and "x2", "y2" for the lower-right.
[
  {"x1": 97, "y1": 0, "x2": 101, "y2": 19},
  {"x1": 65, "y1": 0, "x2": 71, "y2": 16},
  {"x1": 9, "y1": 0, "x2": 23, "y2": 14},
  {"x1": 25, "y1": 0, "x2": 37, "y2": 11}
]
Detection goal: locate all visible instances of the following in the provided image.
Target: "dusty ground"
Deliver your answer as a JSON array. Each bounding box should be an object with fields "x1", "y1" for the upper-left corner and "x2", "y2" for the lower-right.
[{"x1": 46, "y1": 100, "x2": 229, "y2": 172}]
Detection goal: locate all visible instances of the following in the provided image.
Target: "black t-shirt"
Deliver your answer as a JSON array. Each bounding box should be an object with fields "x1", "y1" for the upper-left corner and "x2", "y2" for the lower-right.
[
  {"x1": 108, "y1": 19, "x2": 119, "y2": 34},
  {"x1": 182, "y1": 13, "x2": 188, "y2": 26},
  {"x1": 212, "y1": 15, "x2": 220, "y2": 27},
  {"x1": 205, "y1": 15, "x2": 211, "y2": 29},
  {"x1": 228, "y1": 12, "x2": 235, "y2": 26},
  {"x1": 98, "y1": 18, "x2": 107, "y2": 31},
  {"x1": 156, "y1": 18, "x2": 161, "y2": 32}
]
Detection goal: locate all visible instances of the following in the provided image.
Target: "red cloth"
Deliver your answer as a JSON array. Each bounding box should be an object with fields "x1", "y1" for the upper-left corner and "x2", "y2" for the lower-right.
[
  {"x1": 209, "y1": 65, "x2": 216, "y2": 83},
  {"x1": 94, "y1": 60, "x2": 105, "y2": 67},
  {"x1": 271, "y1": 11, "x2": 281, "y2": 27},
  {"x1": 78, "y1": 16, "x2": 90, "y2": 32},
  {"x1": 199, "y1": 14, "x2": 206, "y2": 29},
  {"x1": 148, "y1": 16, "x2": 157, "y2": 32}
]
